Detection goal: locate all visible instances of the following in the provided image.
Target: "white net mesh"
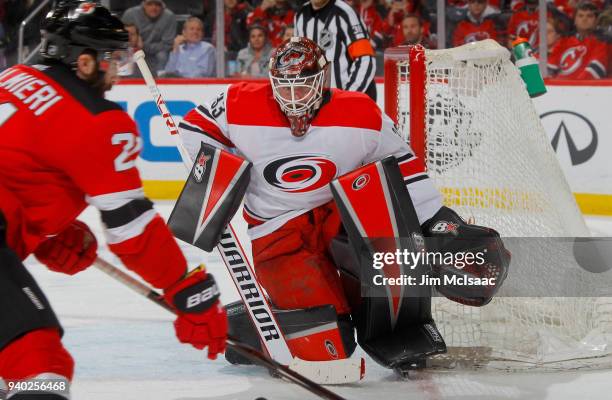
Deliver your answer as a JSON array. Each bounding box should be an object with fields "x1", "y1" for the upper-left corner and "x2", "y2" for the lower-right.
[{"x1": 391, "y1": 40, "x2": 612, "y2": 370}]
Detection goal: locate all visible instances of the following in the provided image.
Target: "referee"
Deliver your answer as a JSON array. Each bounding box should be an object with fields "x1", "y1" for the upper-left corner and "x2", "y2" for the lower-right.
[{"x1": 295, "y1": 0, "x2": 377, "y2": 100}]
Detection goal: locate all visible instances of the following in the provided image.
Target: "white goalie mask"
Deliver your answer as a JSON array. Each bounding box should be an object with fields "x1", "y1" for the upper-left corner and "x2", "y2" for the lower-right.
[{"x1": 269, "y1": 37, "x2": 330, "y2": 137}]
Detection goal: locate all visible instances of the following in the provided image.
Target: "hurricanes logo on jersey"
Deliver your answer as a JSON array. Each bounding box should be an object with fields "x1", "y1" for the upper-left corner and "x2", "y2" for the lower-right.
[{"x1": 263, "y1": 155, "x2": 337, "y2": 193}]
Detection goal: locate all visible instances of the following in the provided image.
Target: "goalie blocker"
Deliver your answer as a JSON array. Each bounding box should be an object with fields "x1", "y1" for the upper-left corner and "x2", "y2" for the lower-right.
[{"x1": 169, "y1": 142, "x2": 251, "y2": 251}]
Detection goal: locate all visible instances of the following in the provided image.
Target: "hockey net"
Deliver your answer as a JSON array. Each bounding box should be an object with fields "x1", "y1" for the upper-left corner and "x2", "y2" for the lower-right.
[{"x1": 384, "y1": 39, "x2": 612, "y2": 370}]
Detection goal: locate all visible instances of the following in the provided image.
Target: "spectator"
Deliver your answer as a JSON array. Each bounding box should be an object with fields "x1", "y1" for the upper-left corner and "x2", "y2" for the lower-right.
[
  {"x1": 549, "y1": 1, "x2": 609, "y2": 79},
  {"x1": 164, "y1": 17, "x2": 216, "y2": 77},
  {"x1": 212, "y1": 0, "x2": 251, "y2": 53},
  {"x1": 281, "y1": 23, "x2": 295, "y2": 42},
  {"x1": 295, "y1": 0, "x2": 377, "y2": 100},
  {"x1": 532, "y1": 16, "x2": 563, "y2": 67},
  {"x1": 122, "y1": 0, "x2": 176, "y2": 74},
  {"x1": 452, "y1": 0, "x2": 499, "y2": 47},
  {"x1": 118, "y1": 23, "x2": 143, "y2": 77},
  {"x1": 394, "y1": 14, "x2": 435, "y2": 47},
  {"x1": 4, "y1": 0, "x2": 51, "y2": 65},
  {"x1": 596, "y1": 7, "x2": 612, "y2": 76},
  {"x1": 383, "y1": 0, "x2": 431, "y2": 48},
  {"x1": 358, "y1": 0, "x2": 386, "y2": 49},
  {"x1": 550, "y1": 0, "x2": 605, "y2": 18},
  {"x1": 247, "y1": 0, "x2": 295, "y2": 47},
  {"x1": 236, "y1": 24, "x2": 273, "y2": 77},
  {"x1": 507, "y1": 0, "x2": 540, "y2": 47}
]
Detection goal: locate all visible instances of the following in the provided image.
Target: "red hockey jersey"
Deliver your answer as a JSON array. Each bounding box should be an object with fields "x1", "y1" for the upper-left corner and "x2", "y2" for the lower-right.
[
  {"x1": 548, "y1": 34, "x2": 609, "y2": 79},
  {"x1": 0, "y1": 63, "x2": 185, "y2": 289},
  {"x1": 507, "y1": 9, "x2": 539, "y2": 46},
  {"x1": 452, "y1": 17, "x2": 499, "y2": 47}
]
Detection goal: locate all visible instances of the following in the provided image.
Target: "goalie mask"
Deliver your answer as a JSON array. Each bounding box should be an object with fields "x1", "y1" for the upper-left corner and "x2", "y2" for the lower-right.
[{"x1": 269, "y1": 37, "x2": 330, "y2": 137}]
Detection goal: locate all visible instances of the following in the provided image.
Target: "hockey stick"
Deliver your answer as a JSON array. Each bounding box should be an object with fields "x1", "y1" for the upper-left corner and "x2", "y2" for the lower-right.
[
  {"x1": 132, "y1": 50, "x2": 364, "y2": 384},
  {"x1": 92, "y1": 257, "x2": 347, "y2": 400}
]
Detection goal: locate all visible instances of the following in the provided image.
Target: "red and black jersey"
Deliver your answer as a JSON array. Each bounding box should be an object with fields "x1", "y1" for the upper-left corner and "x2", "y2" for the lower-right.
[
  {"x1": 548, "y1": 34, "x2": 609, "y2": 79},
  {"x1": 0, "y1": 62, "x2": 185, "y2": 289},
  {"x1": 507, "y1": 8, "x2": 540, "y2": 46},
  {"x1": 246, "y1": 6, "x2": 295, "y2": 48},
  {"x1": 452, "y1": 15, "x2": 499, "y2": 47}
]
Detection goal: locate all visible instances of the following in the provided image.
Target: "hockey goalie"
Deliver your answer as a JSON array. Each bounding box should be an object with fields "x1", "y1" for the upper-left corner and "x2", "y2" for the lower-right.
[{"x1": 175, "y1": 37, "x2": 511, "y2": 372}]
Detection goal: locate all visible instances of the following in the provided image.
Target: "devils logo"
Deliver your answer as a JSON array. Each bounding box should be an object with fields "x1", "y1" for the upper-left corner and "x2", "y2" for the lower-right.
[{"x1": 263, "y1": 155, "x2": 337, "y2": 193}]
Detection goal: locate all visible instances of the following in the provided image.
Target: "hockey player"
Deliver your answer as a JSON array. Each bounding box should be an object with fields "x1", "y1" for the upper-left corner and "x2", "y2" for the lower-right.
[
  {"x1": 177, "y1": 37, "x2": 509, "y2": 368},
  {"x1": 0, "y1": 2, "x2": 226, "y2": 398}
]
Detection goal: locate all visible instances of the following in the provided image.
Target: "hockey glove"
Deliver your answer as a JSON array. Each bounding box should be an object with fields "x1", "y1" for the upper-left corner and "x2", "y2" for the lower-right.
[
  {"x1": 163, "y1": 266, "x2": 227, "y2": 359},
  {"x1": 34, "y1": 220, "x2": 98, "y2": 275},
  {"x1": 422, "y1": 206, "x2": 511, "y2": 306}
]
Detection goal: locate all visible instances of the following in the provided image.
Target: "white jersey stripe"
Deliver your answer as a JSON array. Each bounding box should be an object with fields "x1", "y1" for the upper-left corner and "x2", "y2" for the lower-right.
[{"x1": 86, "y1": 188, "x2": 145, "y2": 211}]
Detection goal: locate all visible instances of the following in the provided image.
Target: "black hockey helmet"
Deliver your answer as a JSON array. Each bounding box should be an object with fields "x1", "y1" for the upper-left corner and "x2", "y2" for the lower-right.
[{"x1": 40, "y1": 1, "x2": 128, "y2": 65}]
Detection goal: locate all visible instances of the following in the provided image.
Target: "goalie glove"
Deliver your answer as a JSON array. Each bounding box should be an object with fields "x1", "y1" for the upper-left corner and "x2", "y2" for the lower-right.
[
  {"x1": 163, "y1": 266, "x2": 228, "y2": 359},
  {"x1": 422, "y1": 206, "x2": 511, "y2": 306}
]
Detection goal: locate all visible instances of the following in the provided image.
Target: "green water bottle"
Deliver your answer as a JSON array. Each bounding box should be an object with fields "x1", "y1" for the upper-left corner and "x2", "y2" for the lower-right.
[{"x1": 512, "y1": 38, "x2": 547, "y2": 98}]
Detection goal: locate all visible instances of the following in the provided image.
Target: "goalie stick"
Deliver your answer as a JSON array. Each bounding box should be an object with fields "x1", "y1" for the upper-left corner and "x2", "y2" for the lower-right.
[
  {"x1": 92, "y1": 257, "x2": 348, "y2": 400},
  {"x1": 133, "y1": 50, "x2": 364, "y2": 384}
]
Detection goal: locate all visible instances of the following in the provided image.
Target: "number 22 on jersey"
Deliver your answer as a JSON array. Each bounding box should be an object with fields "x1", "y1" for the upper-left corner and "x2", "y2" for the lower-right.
[{"x1": 112, "y1": 132, "x2": 142, "y2": 172}]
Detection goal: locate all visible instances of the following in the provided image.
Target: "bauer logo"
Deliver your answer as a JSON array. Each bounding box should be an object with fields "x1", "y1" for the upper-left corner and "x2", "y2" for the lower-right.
[
  {"x1": 193, "y1": 153, "x2": 210, "y2": 183},
  {"x1": 186, "y1": 284, "x2": 219, "y2": 309},
  {"x1": 540, "y1": 110, "x2": 598, "y2": 166},
  {"x1": 352, "y1": 174, "x2": 370, "y2": 191},
  {"x1": 263, "y1": 154, "x2": 337, "y2": 193},
  {"x1": 430, "y1": 221, "x2": 459, "y2": 235}
]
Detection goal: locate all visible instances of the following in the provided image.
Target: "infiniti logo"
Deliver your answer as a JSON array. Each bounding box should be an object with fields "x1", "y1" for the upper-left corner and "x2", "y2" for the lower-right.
[{"x1": 540, "y1": 110, "x2": 598, "y2": 166}]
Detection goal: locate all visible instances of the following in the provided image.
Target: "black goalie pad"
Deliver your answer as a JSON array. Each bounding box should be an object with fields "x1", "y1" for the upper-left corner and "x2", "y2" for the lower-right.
[
  {"x1": 329, "y1": 156, "x2": 446, "y2": 368},
  {"x1": 169, "y1": 142, "x2": 251, "y2": 251}
]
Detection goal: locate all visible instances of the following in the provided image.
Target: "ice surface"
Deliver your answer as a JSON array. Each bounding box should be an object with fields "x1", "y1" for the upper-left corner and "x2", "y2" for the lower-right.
[{"x1": 17, "y1": 202, "x2": 612, "y2": 399}]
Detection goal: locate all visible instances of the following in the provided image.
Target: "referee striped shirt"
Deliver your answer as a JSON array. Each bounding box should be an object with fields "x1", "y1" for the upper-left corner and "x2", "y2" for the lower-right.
[{"x1": 294, "y1": 0, "x2": 376, "y2": 95}]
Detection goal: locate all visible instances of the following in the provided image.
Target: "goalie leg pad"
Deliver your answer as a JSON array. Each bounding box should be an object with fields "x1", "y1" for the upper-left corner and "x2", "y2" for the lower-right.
[
  {"x1": 251, "y1": 205, "x2": 350, "y2": 315},
  {"x1": 169, "y1": 142, "x2": 252, "y2": 251},
  {"x1": 225, "y1": 301, "x2": 356, "y2": 364},
  {"x1": 330, "y1": 157, "x2": 447, "y2": 368}
]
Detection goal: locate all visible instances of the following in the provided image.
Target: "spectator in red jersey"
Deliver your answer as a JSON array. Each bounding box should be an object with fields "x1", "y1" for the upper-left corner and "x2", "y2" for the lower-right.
[
  {"x1": 507, "y1": 0, "x2": 540, "y2": 46},
  {"x1": 383, "y1": 0, "x2": 431, "y2": 45},
  {"x1": 448, "y1": 0, "x2": 502, "y2": 13},
  {"x1": 357, "y1": 0, "x2": 386, "y2": 49},
  {"x1": 452, "y1": 0, "x2": 499, "y2": 47},
  {"x1": 393, "y1": 14, "x2": 435, "y2": 47},
  {"x1": 551, "y1": 0, "x2": 605, "y2": 19},
  {"x1": 246, "y1": 0, "x2": 295, "y2": 47},
  {"x1": 549, "y1": 1, "x2": 609, "y2": 79}
]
